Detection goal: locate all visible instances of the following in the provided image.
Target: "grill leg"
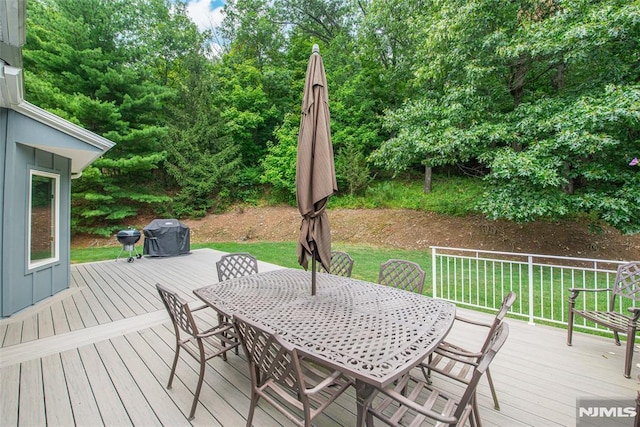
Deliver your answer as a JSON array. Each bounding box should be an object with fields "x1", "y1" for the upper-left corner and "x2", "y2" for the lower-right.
[{"x1": 116, "y1": 246, "x2": 125, "y2": 262}]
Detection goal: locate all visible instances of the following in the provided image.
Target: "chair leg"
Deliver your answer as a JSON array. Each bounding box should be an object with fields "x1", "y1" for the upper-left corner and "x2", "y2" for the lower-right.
[
  {"x1": 219, "y1": 313, "x2": 239, "y2": 356},
  {"x1": 470, "y1": 405, "x2": 478, "y2": 427},
  {"x1": 624, "y1": 327, "x2": 636, "y2": 379},
  {"x1": 485, "y1": 367, "x2": 500, "y2": 410},
  {"x1": 418, "y1": 354, "x2": 434, "y2": 385},
  {"x1": 567, "y1": 308, "x2": 574, "y2": 346},
  {"x1": 472, "y1": 394, "x2": 483, "y2": 427},
  {"x1": 614, "y1": 331, "x2": 622, "y2": 346},
  {"x1": 188, "y1": 357, "x2": 207, "y2": 420},
  {"x1": 366, "y1": 409, "x2": 375, "y2": 427},
  {"x1": 167, "y1": 344, "x2": 180, "y2": 389},
  {"x1": 246, "y1": 390, "x2": 259, "y2": 427},
  {"x1": 217, "y1": 313, "x2": 228, "y2": 361}
]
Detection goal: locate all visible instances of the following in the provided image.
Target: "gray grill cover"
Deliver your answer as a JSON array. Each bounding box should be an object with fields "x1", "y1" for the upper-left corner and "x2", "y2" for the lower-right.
[{"x1": 143, "y1": 219, "x2": 190, "y2": 257}]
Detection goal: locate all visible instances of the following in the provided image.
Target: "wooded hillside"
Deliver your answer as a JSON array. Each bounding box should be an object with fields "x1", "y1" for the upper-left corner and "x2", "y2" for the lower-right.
[{"x1": 23, "y1": 0, "x2": 640, "y2": 236}]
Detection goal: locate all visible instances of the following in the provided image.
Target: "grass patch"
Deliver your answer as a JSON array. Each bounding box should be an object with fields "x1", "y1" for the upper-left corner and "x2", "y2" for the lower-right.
[
  {"x1": 194, "y1": 242, "x2": 429, "y2": 283},
  {"x1": 72, "y1": 241, "x2": 430, "y2": 284},
  {"x1": 329, "y1": 175, "x2": 484, "y2": 216},
  {"x1": 71, "y1": 246, "x2": 124, "y2": 264}
]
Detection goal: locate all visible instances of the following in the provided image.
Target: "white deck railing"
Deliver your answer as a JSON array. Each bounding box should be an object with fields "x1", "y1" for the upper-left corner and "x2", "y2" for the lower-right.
[{"x1": 430, "y1": 247, "x2": 631, "y2": 332}]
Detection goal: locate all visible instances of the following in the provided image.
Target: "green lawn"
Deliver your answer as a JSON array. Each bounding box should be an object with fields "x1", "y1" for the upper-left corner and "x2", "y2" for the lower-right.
[{"x1": 72, "y1": 241, "x2": 428, "y2": 284}]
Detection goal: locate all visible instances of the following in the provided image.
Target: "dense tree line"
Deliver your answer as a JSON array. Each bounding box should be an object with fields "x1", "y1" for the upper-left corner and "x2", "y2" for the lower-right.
[{"x1": 23, "y1": 0, "x2": 639, "y2": 236}]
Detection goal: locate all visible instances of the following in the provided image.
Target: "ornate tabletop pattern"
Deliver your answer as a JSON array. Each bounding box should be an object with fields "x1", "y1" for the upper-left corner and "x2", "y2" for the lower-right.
[{"x1": 194, "y1": 269, "x2": 455, "y2": 386}]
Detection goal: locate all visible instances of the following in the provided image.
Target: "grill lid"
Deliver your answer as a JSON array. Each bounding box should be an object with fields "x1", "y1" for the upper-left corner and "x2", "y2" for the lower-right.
[
  {"x1": 116, "y1": 228, "x2": 141, "y2": 245},
  {"x1": 117, "y1": 229, "x2": 141, "y2": 237}
]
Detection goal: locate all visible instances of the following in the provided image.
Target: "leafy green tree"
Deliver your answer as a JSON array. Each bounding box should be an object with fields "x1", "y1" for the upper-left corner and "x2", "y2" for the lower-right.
[
  {"x1": 164, "y1": 55, "x2": 241, "y2": 216},
  {"x1": 373, "y1": 0, "x2": 640, "y2": 233},
  {"x1": 23, "y1": 0, "x2": 198, "y2": 234},
  {"x1": 272, "y1": 0, "x2": 356, "y2": 44},
  {"x1": 261, "y1": 112, "x2": 300, "y2": 202},
  {"x1": 260, "y1": 28, "x2": 383, "y2": 200},
  {"x1": 218, "y1": 0, "x2": 299, "y2": 196}
]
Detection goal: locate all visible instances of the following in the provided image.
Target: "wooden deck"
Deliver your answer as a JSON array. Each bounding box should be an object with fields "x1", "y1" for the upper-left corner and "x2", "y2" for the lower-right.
[{"x1": 1, "y1": 248, "x2": 638, "y2": 426}]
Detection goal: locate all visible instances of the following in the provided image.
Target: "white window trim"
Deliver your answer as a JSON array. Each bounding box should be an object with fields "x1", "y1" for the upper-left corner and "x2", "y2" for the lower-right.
[{"x1": 28, "y1": 169, "x2": 60, "y2": 269}]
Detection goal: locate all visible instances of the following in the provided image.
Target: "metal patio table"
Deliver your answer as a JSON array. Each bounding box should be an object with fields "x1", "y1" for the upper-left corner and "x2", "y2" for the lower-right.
[{"x1": 193, "y1": 268, "x2": 456, "y2": 426}]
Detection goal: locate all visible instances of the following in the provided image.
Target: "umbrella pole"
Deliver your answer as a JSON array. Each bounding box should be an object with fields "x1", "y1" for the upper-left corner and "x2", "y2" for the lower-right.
[{"x1": 311, "y1": 250, "x2": 317, "y2": 296}]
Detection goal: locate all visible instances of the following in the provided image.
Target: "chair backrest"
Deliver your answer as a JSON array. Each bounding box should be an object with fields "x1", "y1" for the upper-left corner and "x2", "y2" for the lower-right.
[
  {"x1": 156, "y1": 283, "x2": 199, "y2": 337},
  {"x1": 455, "y1": 321, "x2": 510, "y2": 421},
  {"x1": 480, "y1": 291, "x2": 516, "y2": 352},
  {"x1": 378, "y1": 259, "x2": 426, "y2": 294},
  {"x1": 216, "y1": 252, "x2": 258, "y2": 282},
  {"x1": 232, "y1": 313, "x2": 303, "y2": 392},
  {"x1": 318, "y1": 251, "x2": 354, "y2": 277},
  {"x1": 611, "y1": 262, "x2": 640, "y2": 308}
]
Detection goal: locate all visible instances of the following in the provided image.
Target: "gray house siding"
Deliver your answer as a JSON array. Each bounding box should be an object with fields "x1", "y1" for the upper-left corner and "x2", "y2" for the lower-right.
[
  {"x1": 2, "y1": 108, "x2": 72, "y2": 317},
  {"x1": 1, "y1": 109, "x2": 6, "y2": 303}
]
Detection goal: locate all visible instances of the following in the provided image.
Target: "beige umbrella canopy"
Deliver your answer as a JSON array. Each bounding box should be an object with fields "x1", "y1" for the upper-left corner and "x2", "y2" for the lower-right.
[{"x1": 296, "y1": 44, "x2": 338, "y2": 295}]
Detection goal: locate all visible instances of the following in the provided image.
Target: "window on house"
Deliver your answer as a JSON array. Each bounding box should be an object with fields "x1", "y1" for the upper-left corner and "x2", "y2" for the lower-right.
[{"x1": 29, "y1": 170, "x2": 59, "y2": 268}]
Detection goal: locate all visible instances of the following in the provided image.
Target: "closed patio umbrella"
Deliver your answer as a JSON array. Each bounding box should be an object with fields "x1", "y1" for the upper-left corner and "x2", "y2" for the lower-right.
[{"x1": 296, "y1": 44, "x2": 338, "y2": 296}]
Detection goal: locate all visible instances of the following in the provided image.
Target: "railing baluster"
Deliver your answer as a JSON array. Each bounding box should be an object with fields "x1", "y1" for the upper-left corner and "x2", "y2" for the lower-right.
[{"x1": 429, "y1": 246, "x2": 624, "y2": 333}]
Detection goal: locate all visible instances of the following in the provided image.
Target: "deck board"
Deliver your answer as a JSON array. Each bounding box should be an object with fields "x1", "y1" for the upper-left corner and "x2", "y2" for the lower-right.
[
  {"x1": 78, "y1": 263, "x2": 128, "y2": 321},
  {"x1": 77, "y1": 344, "x2": 132, "y2": 426},
  {"x1": 36, "y1": 307, "x2": 54, "y2": 339},
  {"x1": 1, "y1": 248, "x2": 638, "y2": 426},
  {"x1": 61, "y1": 348, "x2": 104, "y2": 424},
  {"x1": 110, "y1": 335, "x2": 191, "y2": 426},
  {"x1": 84, "y1": 264, "x2": 140, "y2": 318},
  {"x1": 3, "y1": 320, "x2": 22, "y2": 347},
  {"x1": 62, "y1": 289, "x2": 88, "y2": 331},
  {"x1": 92, "y1": 262, "x2": 158, "y2": 313},
  {"x1": 0, "y1": 323, "x2": 6, "y2": 346},
  {"x1": 19, "y1": 314, "x2": 37, "y2": 343},
  {"x1": 1, "y1": 364, "x2": 19, "y2": 425},
  {"x1": 71, "y1": 289, "x2": 100, "y2": 329},
  {"x1": 135, "y1": 328, "x2": 226, "y2": 427},
  {"x1": 94, "y1": 339, "x2": 164, "y2": 426},
  {"x1": 18, "y1": 359, "x2": 46, "y2": 426},
  {"x1": 41, "y1": 353, "x2": 75, "y2": 426},
  {"x1": 51, "y1": 298, "x2": 71, "y2": 335},
  {"x1": 77, "y1": 283, "x2": 112, "y2": 326}
]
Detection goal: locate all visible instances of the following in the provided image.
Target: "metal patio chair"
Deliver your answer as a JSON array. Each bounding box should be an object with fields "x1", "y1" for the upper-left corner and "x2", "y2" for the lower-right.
[
  {"x1": 215, "y1": 252, "x2": 259, "y2": 352},
  {"x1": 366, "y1": 322, "x2": 510, "y2": 427},
  {"x1": 216, "y1": 252, "x2": 259, "y2": 281},
  {"x1": 420, "y1": 292, "x2": 517, "y2": 424},
  {"x1": 378, "y1": 259, "x2": 426, "y2": 294},
  {"x1": 567, "y1": 261, "x2": 640, "y2": 378},
  {"x1": 233, "y1": 313, "x2": 354, "y2": 427},
  {"x1": 156, "y1": 283, "x2": 239, "y2": 420},
  {"x1": 318, "y1": 250, "x2": 354, "y2": 277}
]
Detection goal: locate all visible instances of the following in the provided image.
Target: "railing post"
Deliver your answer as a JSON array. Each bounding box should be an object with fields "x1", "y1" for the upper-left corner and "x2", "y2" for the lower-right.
[
  {"x1": 528, "y1": 255, "x2": 535, "y2": 325},
  {"x1": 431, "y1": 247, "x2": 437, "y2": 298}
]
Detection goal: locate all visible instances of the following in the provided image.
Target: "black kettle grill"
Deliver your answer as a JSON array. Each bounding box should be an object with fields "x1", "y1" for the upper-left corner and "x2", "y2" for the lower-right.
[{"x1": 116, "y1": 228, "x2": 142, "y2": 262}]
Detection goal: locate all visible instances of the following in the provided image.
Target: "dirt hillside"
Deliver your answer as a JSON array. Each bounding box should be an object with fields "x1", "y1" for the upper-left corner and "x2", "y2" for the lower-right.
[{"x1": 72, "y1": 206, "x2": 640, "y2": 261}]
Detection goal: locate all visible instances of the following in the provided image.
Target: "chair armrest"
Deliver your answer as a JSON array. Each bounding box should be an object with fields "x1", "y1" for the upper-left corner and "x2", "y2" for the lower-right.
[
  {"x1": 190, "y1": 303, "x2": 210, "y2": 312},
  {"x1": 375, "y1": 379, "x2": 458, "y2": 425},
  {"x1": 303, "y1": 369, "x2": 346, "y2": 395},
  {"x1": 454, "y1": 314, "x2": 491, "y2": 328},
  {"x1": 568, "y1": 287, "x2": 611, "y2": 302},
  {"x1": 435, "y1": 343, "x2": 482, "y2": 360},
  {"x1": 198, "y1": 323, "x2": 234, "y2": 339},
  {"x1": 628, "y1": 307, "x2": 640, "y2": 322}
]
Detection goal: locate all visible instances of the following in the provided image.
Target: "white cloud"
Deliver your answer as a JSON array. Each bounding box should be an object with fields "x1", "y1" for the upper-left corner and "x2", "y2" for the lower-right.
[{"x1": 186, "y1": 0, "x2": 225, "y2": 33}]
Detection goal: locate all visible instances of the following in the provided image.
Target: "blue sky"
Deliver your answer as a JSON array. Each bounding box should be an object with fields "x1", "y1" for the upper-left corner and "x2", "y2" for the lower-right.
[{"x1": 184, "y1": 0, "x2": 226, "y2": 32}]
